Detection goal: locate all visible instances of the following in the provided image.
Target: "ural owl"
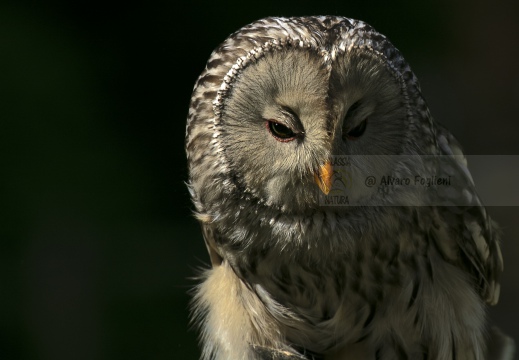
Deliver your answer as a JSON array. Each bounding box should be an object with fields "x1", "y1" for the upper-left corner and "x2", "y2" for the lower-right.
[{"x1": 185, "y1": 16, "x2": 514, "y2": 360}]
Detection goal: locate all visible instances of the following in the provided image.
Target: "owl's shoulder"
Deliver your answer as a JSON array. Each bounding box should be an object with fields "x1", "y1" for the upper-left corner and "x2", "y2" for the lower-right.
[{"x1": 429, "y1": 124, "x2": 503, "y2": 305}]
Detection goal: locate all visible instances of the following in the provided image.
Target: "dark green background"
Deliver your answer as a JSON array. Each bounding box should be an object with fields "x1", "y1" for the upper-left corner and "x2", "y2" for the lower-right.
[{"x1": 2, "y1": 0, "x2": 518, "y2": 359}]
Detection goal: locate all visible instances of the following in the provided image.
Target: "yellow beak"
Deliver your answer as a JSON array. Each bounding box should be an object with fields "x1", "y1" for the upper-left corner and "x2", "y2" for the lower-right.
[{"x1": 314, "y1": 160, "x2": 333, "y2": 195}]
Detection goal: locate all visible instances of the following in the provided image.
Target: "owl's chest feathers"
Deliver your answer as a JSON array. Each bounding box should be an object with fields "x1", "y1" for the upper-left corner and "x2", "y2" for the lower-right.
[
  {"x1": 211, "y1": 203, "x2": 486, "y2": 356},
  {"x1": 249, "y1": 230, "x2": 419, "y2": 325},
  {"x1": 216, "y1": 206, "x2": 434, "y2": 344}
]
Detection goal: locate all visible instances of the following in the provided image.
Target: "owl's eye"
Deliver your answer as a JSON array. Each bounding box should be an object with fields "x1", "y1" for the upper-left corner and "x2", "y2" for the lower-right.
[
  {"x1": 346, "y1": 119, "x2": 367, "y2": 140},
  {"x1": 267, "y1": 121, "x2": 296, "y2": 141},
  {"x1": 343, "y1": 100, "x2": 367, "y2": 140}
]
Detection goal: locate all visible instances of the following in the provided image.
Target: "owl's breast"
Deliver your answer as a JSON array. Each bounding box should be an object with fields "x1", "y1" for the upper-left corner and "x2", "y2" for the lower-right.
[{"x1": 219, "y1": 206, "x2": 439, "y2": 353}]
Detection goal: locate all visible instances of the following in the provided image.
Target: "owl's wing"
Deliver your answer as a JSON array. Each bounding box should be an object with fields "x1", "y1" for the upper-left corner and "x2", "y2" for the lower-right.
[
  {"x1": 201, "y1": 223, "x2": 223, "y2": 267},
  {"x1": 432, "y1": 124, "x2": 503, "y2": 305}
]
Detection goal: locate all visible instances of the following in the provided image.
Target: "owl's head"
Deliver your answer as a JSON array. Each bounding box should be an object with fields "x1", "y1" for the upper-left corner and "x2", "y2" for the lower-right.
[{"x1": 187, "y1": 17, "x2": 433, "y2": 215}]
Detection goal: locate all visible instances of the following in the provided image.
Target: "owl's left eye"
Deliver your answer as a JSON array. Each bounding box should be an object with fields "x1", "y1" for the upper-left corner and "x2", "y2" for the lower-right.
[
  {"x1": 346, "y1": 119, "x2": 367, "y2": 139},
  {"x1": 267, "y1": 121, "x2": 296, "y2": 141}
]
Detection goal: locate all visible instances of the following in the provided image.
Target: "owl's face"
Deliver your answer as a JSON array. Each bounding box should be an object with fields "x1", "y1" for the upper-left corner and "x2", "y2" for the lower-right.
[
  {"x1": 218, "y1": 47, "x2": 407, "y2": 211},
  {"x1": 187, "y1": 17, "x2": 428, "y2": 216}
]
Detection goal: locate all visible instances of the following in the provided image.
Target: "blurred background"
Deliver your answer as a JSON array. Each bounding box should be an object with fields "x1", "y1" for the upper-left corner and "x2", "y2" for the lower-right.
[{"x1": 2, "y1": 0, "x2": 518, "y2": 359}]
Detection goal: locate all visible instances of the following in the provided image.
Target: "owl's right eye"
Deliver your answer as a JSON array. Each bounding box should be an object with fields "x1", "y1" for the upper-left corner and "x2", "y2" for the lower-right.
[{"x1": 266, "y1": 121, "x2": 296, "y2": 142}]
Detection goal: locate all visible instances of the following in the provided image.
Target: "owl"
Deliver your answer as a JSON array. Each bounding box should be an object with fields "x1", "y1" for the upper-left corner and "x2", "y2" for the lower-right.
[{"x1": 185, "y1": 16, "x2": 514, "y2": 360}]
